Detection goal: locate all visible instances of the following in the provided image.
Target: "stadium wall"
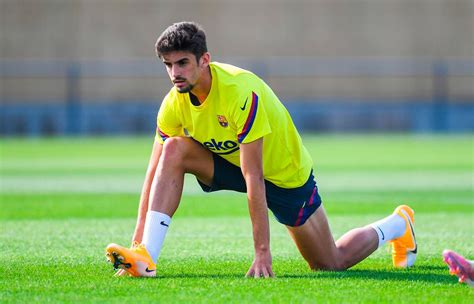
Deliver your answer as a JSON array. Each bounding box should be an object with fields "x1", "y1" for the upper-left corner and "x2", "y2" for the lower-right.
[
  {"x1": 1, "y1": 1, "x2": 473, "y2": 135},
  {"x1": 2, "y1": 0, "x2": 472, "y2": 58},
  {"x1": 1, "y1": 101, "x2": 473, "y2": 136},
  {"x1": 1, "y1": 58, "x2": 473, "y2": 135}
]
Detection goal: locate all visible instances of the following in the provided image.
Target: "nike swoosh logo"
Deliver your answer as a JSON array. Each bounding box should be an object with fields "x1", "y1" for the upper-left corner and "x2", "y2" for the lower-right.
[
  {"x1": 406, "y1": 217, "x2": 417, "y2": 253},
  {"x1": 402, "y1": 209, "x2": 417, "y2": 253},
  {"x1": 145, "y1": 267, "x2": 156, "y2": 273},
  {"x1": 376, "y1": 226, "x2": 385, "y2": 240},
  {"x1": 240, "y1": 97, "x2": 248, "y2": 110},
  {"x1": 160, "y1": 221, "x2": 169, "y2": 227}
]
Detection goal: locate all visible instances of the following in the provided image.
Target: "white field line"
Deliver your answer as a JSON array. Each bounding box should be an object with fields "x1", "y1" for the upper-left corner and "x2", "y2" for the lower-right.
[
  {"x1": 0, "y1": 159, "x2": 147, "y2": 170},
  {"x1": 0, "y1": 172, "x2": 472, "y2": 194}
]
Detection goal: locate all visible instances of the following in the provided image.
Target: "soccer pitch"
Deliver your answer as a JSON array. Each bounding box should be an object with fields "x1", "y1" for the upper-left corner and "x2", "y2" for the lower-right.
[{"x1": 1, "y1": 135, "x2": 473, "y2": 303}]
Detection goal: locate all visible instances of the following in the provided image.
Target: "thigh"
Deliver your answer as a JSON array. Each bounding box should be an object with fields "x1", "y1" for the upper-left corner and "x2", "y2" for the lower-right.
[
  {"x1": 196, "y1": 153, "x2": 247, "y2": 193},
  {"x1": 265, "y1": 172, "x2": 320, "y2": 227},
  {"x1": 286, "y1": 205, "x2": 340, "y2": 270},
  {"x1": 171, "y1": 137, "x2": 215, "y2": 186}
]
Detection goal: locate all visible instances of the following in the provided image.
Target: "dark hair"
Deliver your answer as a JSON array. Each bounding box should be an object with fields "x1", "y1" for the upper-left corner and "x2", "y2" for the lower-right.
[{"x1": 155, "y1": 22, "x2": 208, "y2": 61}]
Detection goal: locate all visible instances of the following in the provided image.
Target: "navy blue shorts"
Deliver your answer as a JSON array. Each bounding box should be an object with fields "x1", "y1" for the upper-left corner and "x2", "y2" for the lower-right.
[{"x1": 197, "y1": 153, "x2": 322, "y2": 227}]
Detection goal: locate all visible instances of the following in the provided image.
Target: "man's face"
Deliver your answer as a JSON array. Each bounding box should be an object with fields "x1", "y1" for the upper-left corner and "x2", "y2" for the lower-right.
[{"x1": 161, "y1": 51, "x2": 205, "y2": 93}]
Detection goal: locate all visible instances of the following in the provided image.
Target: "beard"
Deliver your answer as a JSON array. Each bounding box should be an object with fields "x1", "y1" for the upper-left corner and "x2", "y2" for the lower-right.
[
  {"x1": 173, "y1": 77, "x2": 194, "y2": 93},
  {"x1": 176, "y1": 83, "x2": 194, "y2": 93}
]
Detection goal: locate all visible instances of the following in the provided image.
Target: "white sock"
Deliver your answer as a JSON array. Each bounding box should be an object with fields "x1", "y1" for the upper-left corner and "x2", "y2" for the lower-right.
[
  {"x1": 369, "y1": 213, "x2": 406, "y2": 248},
  {"x1": 141, "y1": 211, "x2": 171, "y2": 263}
]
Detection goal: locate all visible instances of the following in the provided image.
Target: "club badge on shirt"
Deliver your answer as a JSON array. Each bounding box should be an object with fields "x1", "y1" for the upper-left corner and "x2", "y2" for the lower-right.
[{"x1": 217, "y1": 115, "x2": 228, "y2": 127}]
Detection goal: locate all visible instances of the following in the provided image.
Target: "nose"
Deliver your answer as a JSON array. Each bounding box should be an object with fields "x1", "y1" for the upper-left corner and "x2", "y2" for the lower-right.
[{"x1": 171, "y1": 64, "x2": 181, "y2": 79}]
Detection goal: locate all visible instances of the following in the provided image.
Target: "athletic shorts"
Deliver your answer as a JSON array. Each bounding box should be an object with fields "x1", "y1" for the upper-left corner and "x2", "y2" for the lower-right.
[{"x1": 197, "y1": 153, "x2": 322, "y2": 227}]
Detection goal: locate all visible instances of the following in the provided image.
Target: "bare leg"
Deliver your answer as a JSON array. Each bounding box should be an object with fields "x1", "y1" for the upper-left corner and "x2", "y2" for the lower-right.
[
  {"x1": 287, "y1": 205, "x2": 378, "y2": 270},
  {"x1": 149, "y1": 137, "x2": 214, "y2": 215}
]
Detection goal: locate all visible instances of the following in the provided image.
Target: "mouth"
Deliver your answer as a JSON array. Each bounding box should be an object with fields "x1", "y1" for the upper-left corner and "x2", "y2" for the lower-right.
[
  {"x1": 173, "y1": 79, "x2": 186, "y2": 85},
  {"x1": 172, "y1": 78, "x2": 193, "y2": 93}
]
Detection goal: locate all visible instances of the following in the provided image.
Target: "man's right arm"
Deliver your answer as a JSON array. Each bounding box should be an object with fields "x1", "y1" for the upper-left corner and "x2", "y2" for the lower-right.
[{"x1": 131, "y1": 140, "x2": 163, "y2": 244}]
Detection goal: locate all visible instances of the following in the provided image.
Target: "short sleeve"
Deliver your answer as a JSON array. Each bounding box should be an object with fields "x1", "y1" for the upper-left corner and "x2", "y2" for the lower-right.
[
  {"x1": 155, "y1": 95, "x2": 183, "y2": 143},
  {"x1": 231, "y1": 91, "x2": 272, "y2": 144}
]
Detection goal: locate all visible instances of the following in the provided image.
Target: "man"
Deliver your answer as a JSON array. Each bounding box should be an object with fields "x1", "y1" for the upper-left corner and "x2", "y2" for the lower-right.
[{"x1": 106, "y1": 22, "x2": 417, "y2": 278}]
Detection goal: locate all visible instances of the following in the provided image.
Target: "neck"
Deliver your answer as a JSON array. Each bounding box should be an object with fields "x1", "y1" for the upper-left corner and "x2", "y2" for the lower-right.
[{"x1": 190, "y1": 66, "x2": 212, "y2": 104}]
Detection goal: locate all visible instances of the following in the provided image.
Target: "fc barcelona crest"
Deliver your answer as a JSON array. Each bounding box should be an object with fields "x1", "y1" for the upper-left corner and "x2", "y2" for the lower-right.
[{"x1": 217, "y1": 115, "x2": 228, "y2": 127}]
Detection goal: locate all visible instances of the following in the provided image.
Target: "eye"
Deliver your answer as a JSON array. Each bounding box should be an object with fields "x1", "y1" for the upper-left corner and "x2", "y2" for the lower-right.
[{"x1": 178, "y1": 60, "x2": 188, "y2": 67}]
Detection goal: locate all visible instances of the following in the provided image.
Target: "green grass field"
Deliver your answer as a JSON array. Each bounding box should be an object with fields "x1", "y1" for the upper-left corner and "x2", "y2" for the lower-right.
[{"x1": 1, "y1": 135, "x2": 473, "y2": 303}]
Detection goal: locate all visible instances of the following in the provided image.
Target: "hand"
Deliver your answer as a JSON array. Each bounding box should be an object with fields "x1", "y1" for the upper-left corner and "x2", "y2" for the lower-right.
[{"x1": 246, "y1": 250, "x2": 274, "y2": 278}]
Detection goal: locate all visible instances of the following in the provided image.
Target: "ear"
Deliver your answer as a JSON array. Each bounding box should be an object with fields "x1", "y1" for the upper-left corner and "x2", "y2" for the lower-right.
[{"x1": 199, "y1": 52, "x2": 211, "y2": 68}]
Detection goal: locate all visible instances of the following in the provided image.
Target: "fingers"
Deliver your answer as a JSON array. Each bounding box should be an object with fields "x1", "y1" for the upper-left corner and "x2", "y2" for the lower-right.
[
  {"x1": 246, "y1": 267, "x2": 254, "y2": 278},
  {"x1": 254, "y1": 266, "x2": 273, "y2": 279},
  {"x1": 259, "y1": 266, "x2": 274, "y2": 278},
  {"x1": 246, "y1": 264, "x2": 274, "y2": 279},
  {"x1": 262, "y1": 267, "x2": 270, "y2": 279},
  {"x1": 268, "y1": 267, "x2": 275, "y2": 278},
  {"x1": 253, "y1": 266, "x2": 261, "y2": 279}
]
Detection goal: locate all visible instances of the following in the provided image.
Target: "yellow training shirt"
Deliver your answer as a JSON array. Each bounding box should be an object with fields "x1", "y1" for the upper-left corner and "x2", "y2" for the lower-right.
[{"x1": 155, "y1": 62, "x2": 313, "y2": 188}]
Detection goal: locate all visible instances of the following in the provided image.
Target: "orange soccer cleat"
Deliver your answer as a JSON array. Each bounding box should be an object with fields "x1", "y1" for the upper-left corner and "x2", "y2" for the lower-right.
[
  {"x1": 105, "y1": 242, "x2": 156, "y2": 277},
  {"x1": 390, "y1": 205, "x2": 417, "y2": 268}
]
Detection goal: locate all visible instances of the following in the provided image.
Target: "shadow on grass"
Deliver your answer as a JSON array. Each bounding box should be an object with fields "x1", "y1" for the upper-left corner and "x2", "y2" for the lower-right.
[
  {"x1": 154, "y1": 273, "x2": 244, "y2": 280},
  {"x1": 279, "y1": 268, "x2": 454, "y2": 285},
  {"x1": 149, "y1": 267, "x2": 454, "y2": 285}
]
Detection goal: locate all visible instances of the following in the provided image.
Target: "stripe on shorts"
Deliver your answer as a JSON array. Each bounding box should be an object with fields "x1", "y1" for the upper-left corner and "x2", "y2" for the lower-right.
[{"x1": 294, "y1": 186, "x2": 318, "y2": 226}]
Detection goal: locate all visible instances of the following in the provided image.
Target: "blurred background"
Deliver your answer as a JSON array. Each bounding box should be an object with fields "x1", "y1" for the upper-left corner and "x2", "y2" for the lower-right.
[
  {"x1": 0, "y1": 0, "x2": 473, "y2": 136},
  {"x1": 1, "y1": 3, "x2": 473, "y2": 298}
]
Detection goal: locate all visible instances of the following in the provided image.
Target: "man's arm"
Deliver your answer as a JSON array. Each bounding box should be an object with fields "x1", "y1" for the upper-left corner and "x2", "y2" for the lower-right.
[
  {"x1": 240, "y1": 138, "x2": 274, "y2": 278},
  {"x1": 131, "y1": 140, "x2": 163, "y2": 243}
]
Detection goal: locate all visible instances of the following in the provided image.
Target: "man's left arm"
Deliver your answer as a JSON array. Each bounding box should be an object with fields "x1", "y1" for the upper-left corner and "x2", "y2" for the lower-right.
[{"x1": 240, "y1": 137, "x2": 274, "y2": 278}]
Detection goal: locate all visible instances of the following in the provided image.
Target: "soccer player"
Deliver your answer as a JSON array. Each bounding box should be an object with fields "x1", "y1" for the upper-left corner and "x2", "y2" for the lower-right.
[
  {"x1": 106, "y1": 22, "x2": 417, "y2": 278},
  {"x1": 443, "y1": 250, "x2": 474, "y2": 287}
]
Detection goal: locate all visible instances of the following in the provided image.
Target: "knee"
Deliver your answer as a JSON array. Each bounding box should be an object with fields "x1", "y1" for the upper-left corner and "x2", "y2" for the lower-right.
[
  {"x1": 161, "y1": 137, "x2": 189, "y2": 164},
  {"x1": 308, "y1": 259, "x2": 347, "y2": 271}
]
